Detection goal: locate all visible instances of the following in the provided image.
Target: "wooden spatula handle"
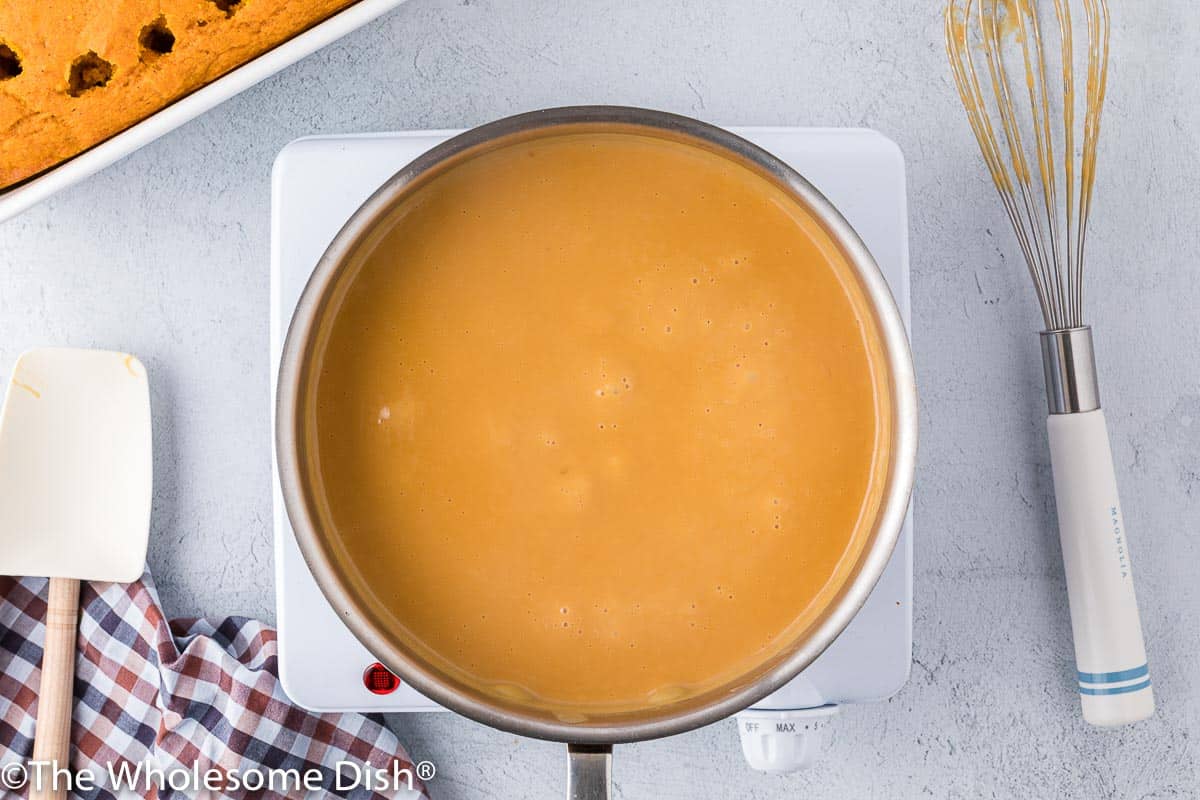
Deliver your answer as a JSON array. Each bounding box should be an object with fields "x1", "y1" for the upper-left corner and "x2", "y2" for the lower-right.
[{"x1": 31, "y1": 577, "x2": 79, "y2": 800}]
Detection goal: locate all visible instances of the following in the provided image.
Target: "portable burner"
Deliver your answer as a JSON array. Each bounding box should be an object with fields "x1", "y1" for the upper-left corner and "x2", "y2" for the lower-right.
[{"x1": 271, "y1": 127, "x2": 913, "y2": 772}]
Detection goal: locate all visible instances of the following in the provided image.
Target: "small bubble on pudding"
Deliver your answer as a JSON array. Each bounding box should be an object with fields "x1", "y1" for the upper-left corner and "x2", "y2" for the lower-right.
[
  {"x1": 743, "y1": 322, "x2": 752, "y2": 331},
  {"x1": 664, "y1": 325, "x2": 672, "y2": 334},
  {"x1": 691, "y1": 277, "x2": 699, "y2": 285}
]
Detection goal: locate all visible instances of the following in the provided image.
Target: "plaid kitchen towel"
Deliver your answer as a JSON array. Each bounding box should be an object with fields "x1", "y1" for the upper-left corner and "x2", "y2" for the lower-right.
[{"x1": 0, "y1": 572, "x2": 430, "y2": 800}]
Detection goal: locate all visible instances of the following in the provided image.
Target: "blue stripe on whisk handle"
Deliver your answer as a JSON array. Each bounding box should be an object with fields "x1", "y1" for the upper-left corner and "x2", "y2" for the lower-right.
[
  {"x1": 1079, "y1": 678, "x2": 1152, "y2": 696},
  {"x1": 1077, "y1": 663, "x2": 1149, "y2": 684}
]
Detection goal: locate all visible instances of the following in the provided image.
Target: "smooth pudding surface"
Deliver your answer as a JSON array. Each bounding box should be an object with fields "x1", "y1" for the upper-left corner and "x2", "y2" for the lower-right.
[{"x1": 304, "y1": 130, "x2": 892, "y2": 716}]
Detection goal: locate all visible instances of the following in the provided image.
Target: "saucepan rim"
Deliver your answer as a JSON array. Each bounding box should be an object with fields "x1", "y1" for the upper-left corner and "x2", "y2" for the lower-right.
[{"x1": 275, "y1": 105, "x2": 918, "y2": 745}]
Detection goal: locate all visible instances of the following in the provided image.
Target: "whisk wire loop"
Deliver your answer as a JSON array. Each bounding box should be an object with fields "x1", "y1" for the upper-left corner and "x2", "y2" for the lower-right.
[{"x1": 945, "y1": 0, "x2": 1109, "y2": 331}]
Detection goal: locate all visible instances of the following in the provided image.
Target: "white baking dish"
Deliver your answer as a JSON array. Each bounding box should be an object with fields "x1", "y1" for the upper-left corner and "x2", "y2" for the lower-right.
[{"x1": 0, "y1": 0, "x2": 410, "y2": 224}]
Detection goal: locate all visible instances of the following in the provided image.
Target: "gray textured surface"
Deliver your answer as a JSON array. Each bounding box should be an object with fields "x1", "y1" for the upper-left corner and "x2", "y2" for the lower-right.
[{"x1": 0, "y1": 1, "x2": 1196, "y2": 797}]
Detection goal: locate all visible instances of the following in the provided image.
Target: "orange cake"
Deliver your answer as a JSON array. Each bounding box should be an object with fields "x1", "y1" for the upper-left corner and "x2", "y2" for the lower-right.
[{"x1": 0, "y1": 0, "x2": 358, "y2": 189}]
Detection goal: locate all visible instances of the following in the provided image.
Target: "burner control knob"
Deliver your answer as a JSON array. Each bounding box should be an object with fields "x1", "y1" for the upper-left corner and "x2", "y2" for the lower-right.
[
  {"x1": 735, "y1": 705, "x2": 839, "y2": 773},
  {"x1": 362, "y1": 662, "x2": 401, "y2": 695}
]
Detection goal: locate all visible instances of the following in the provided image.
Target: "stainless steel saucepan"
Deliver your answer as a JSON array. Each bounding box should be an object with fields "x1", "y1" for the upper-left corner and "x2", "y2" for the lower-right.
[{"x1": 276, "y1": 106, "x2": 917, "y2": 798}]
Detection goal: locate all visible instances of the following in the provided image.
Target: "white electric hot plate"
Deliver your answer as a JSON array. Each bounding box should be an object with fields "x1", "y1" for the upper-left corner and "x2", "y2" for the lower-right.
[{"x1": 271, "y1": 127, "x2": 913, "y2": 773}]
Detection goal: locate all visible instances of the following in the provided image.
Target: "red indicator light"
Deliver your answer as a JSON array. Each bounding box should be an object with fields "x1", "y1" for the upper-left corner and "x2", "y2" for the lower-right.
[{"x1": 363, "y1": 662, "x2": 401, "y2": 695}]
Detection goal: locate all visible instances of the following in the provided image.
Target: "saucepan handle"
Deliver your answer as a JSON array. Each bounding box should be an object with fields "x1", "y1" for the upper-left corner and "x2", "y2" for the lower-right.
[{"x1": 567, "y1": 744, "x2": 612, "y2": 800}]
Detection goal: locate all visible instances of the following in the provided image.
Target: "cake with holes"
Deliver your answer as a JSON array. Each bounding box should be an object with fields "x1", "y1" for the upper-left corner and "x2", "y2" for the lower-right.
[{"x1": 0, "y1": 0, "x2": 358, "y2": 190}]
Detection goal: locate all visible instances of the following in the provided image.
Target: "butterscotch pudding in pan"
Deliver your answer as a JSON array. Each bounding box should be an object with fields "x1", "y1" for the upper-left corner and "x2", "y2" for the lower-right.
[{"x1": 301, "y1": 129, "x2": 894, "y2": 716}]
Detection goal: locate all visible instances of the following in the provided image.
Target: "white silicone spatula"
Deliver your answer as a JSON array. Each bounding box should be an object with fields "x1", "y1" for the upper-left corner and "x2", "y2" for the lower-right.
[{"x1": 0, "y1": 348, "x2": 152, "y2": 800}]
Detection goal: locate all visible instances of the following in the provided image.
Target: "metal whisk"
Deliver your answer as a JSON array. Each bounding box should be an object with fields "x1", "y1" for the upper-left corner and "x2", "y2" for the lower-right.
[{"x1": 946, "y1": 0, "x2": 1154, "y2": 726}]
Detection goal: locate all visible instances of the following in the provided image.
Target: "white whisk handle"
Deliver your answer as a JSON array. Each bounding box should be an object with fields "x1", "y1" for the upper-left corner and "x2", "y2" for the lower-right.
[{"x1": 1047, "y1": 409, "x2": 1154, "y2": 726}]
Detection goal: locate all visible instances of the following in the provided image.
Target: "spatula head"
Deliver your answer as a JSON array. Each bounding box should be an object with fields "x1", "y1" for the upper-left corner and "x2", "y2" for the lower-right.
[{"x1": 0, "y1": 348, "x2": 152, "y2": 582}]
